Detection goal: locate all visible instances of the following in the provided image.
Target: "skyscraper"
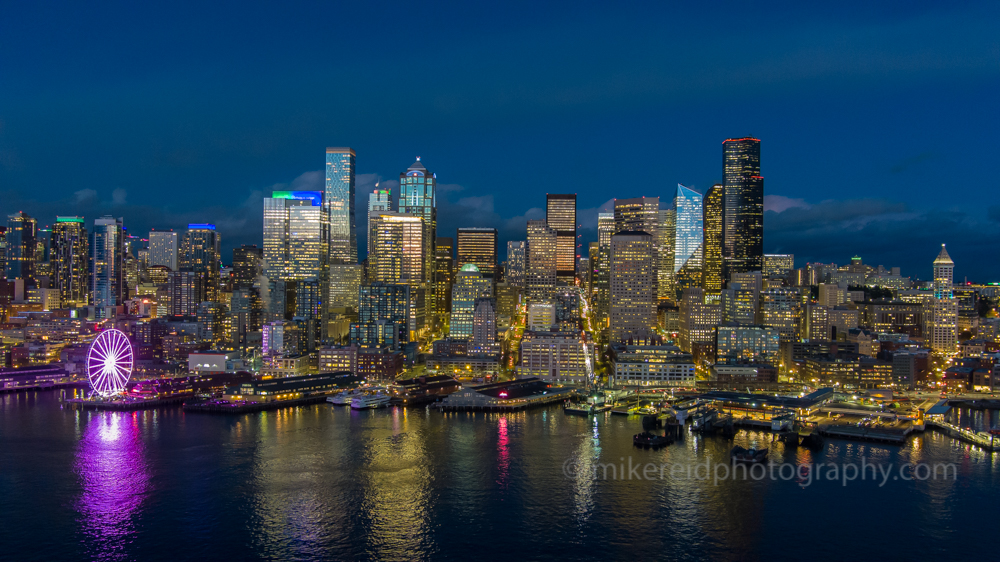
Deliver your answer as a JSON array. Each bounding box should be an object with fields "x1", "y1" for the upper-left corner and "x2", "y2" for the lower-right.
[
  {"x1": 594, "y1": 212, "x2": 615, "y2": 324},
  {"x1": 672, "y1": 184, "x2": 703, "y2": 292},
  {"x1": 613, "y1": 197, "x2": 658, "y2": 236},
  {"x1": 546, "y1": 194, "x2": 577, "y2": 285},
  {"x1": 51, "y1": 217, "x2": 89, "y2": 307},
  {"x1": 657, "y1": 209, "x2": 675, "y2": 301},
  {"x1": 435, "y1": 237, "x2": 455, "y2": 314},
  {"x1": 148, "y1": 230, "x2": 179, "y2": 271},
  {"x1": 456, "y1": 228, "x2": 498, "y2": 282},
  {"x1": 5, "y1": 212, "x2": 37, "y2": 287},
  {"x1": 762, "y1": 254, "x2": 794, "y2": 278},
  {"x1": 367, "y1": 186, "x2": 392, "y2": 258},
  {"x1": 526, "y1": 220, "x2": 557, "y2": 304},
  {"x1": 91, "y1": 216, "x2": 125, "y2": 316},
  {"x1": 167, "y1": 271, "x2": 201, "y2": 316},
  {"x1": 325, "y1": 147, "x2": 357, "y2": 264},
  {"x1": 351, "y1": 283, "x2": 410, "y2": 350},
  {"x1": 368, "y1": 212, "x2": 427, "y2": 285},
  {"x1": 450, "y1": 264, "x2": 492, "y2": 339},
  {"x1": 722, "y1": 137, "x2": 763, "y2": 278},
  {"x1": 927, "y1": 244, "x2": 958, "y2": 355},
  {"x1": 505, "y1": 241, "x2": 526, "y2": 288},
  {"x1": 399, "y1": 157, "x2": 436, "y2": 294},
  {"x1": 232, "y1": 245, "x2": 263, "y2": 289},
  {"x1": 470, "y1": 297, "x2": 499, "y2": 353},
  {"x1": 702, "y1": 183, "x2": 724, "y2": 294},
  {"x1": 181, "y1": 224, "x2": 221, "y2": 303},
  {"x1": 609, "y1": 231, "x2": 656, "y2": 344},
  {"x1": 263, "y1": 191, "x2": 327, "y2": 281}
]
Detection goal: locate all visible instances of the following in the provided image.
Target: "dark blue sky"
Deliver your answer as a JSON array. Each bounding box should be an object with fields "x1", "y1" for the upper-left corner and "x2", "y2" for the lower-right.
[{"x1": 2, "y1": 1, "x2": 998, "y2": 281}]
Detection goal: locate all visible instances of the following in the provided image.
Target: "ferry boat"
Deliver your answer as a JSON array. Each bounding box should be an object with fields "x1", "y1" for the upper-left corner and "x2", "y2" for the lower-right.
[
  {"x1": 350, "y1": 392, "x2": 392, "y2": 410},
  {"x1": 327, "y1": 389, "x2": 364, "y2": 405}
]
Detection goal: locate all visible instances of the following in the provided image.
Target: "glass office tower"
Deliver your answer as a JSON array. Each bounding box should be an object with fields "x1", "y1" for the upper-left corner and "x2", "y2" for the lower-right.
[
  {"x1": 325, "y1": 147, "x2": 357, "y2": 264},
  {"x1": 263, "y1": 191, "x2": 327, "y2": 281},
  {"x1": 673, "y1": 184, "x2": 703, "y2": 292},
  {"x1": 546, "y1": 194, "x2": 577, "y2": 285},
  {"x1": 456, "y1": 228, "x2": 498, "y2": 281},
  {"x1": 51, "y1": 217, "x2": 89, "y2": 307},
  {"x1": 722, "y1": 137, "x2": 763, "y2": 278}
]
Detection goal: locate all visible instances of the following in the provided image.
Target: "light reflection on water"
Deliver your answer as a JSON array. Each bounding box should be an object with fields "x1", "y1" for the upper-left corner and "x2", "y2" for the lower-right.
[
  {"x1": 74, "y1": 411, "x2": 151, "y2": 562},
  {"x1": 2, "y1": 393, "x2": 999, "y2": 561}
]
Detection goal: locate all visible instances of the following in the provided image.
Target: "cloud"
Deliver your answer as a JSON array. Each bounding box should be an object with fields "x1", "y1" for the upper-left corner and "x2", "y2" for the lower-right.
[
  {"x1": 764, "y1": 195, "x2": 810, "y2": 213},
  {"x1": 112, "y1": 188, "x2": 128, "y2": 205},
  {"x1": 74, "y1": 189, "x2": 98, "y2": 203},
  {"x1": 988, "y1": 206, "x2": 1000, "y2": 223},
  {"x1": 765, "y1": 198, "x2": 1000, "y2": 281},
  {"x1": 889, "y1": 151, "x2": 935, "y2": 174}
]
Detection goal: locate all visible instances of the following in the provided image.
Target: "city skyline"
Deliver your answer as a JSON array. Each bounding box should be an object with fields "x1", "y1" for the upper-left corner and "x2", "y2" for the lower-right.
[{"x1": 2, "y1": 3, "x2": 998, "y2": 280}]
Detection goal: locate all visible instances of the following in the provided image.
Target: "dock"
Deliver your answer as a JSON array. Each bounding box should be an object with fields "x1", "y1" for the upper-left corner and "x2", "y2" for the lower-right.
[
  {"x1": 925, "y1": 419, "x2": 1000, "y2": 451},
  {"x1": 183, "y1": 395, "x2": 332, "y2": 414},
  {"x1": 63, "y1": 395, "x2": 189, "y2": 411}
]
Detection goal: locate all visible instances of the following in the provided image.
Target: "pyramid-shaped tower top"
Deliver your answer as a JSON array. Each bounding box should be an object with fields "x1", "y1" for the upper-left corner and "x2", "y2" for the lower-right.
[{"x1": 933, "y1": 244, "x2": 954, "y2": 266}]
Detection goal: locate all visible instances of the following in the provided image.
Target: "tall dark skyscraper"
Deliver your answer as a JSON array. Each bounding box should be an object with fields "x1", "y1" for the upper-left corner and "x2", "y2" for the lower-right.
[
  {"x1": 435, "y1": 236, "x2": 454, "y2": 314},
  {"x1": 702, "y1": 183, "x2": 724, "y2": 294},
  {"x1": 232, "y1": 245, "x2": 263, "y2": 289},
  {"x1": 5, "y1": 212, "x2": 37, "y2": 287},
  {"x1": 456, "y1": 227, "x2": 498, "y2": 281},
  {"x1": 722, "y1": 137, "x2": 763, "y2": 278},
  {"x1": 545, "y1": 194, "x2": 577, "y2": 285}
]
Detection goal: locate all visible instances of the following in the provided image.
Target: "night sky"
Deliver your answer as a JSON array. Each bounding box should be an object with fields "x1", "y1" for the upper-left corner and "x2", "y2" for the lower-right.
[{"x1": 2, "y1": 1, "x2": 998, "y2": 281}]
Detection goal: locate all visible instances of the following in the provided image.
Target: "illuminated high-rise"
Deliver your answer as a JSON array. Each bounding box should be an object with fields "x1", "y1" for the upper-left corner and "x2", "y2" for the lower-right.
[
  {"x1": 325, "y1": 147, "x2": 357, "y2": 264},
  {"x1": 450, "y1": 264, "x2": 492, "y2": 339},
  {"x1": 368, "y1": 213, "x2": 427, "y2": 285},
  {"x1": 609, "y1": 231, "x2": 655, "y2": 344},
  {"x1": 91, "y1": 216, "x2": 126, "y2": 316},
  {"x1": 926, "y1": 244, "x2": 958, "y2": 355},
  {"x1": 399, "y1": 157, "x2": 437, "y2": 293},
  {"x1": 263, "y1": 191, "x2": 327, "y2": 281},
  {"x1": 526, "y1": 220, "x2": 557, "y2": 304},
  {"x1": 546, "y1": 194, "x2": 577, "y2": 285},
  {"x1": 456, "y1": 227, "x2": 498, "y2": 282},
  {"x1": 672, "y1": 184, "x2": 703, "y2": 293},
  {"x1": 181, "y1": 224, "x2": 221, "y2": 303},
  {"x1": 657, "y1": 209, "x2": 675, "y2": 301},
  {"x1": 722, "y1": 137, "x2": 763, "y2": 278},
  {"x1": 506, "y1": 241, "x2": 526, "y2": 289},
  {"x1": 148, "y1": 230, "x2": 179, "y2": 271},
  {"x1": 702, "y1": 183, "x2": 724, "y2": 294},
  {"x1": 5, "y1": 212, "x2": 37, "y2": 287},
  {"x1": 367, "y1": 186, "x2": 392, "y2": 258},
  {"x1": 762, "y1": 254, "x2": 794, "y2": 279},
  {"x1": 51, "y1": 217, "x2": 89, "y2": 307},
  {"x1": 613, "y1": 197, "x2": 658, "y2": 236},
  {"x1": 594, "y1": 212, "x2": 615, "y2": 323}
]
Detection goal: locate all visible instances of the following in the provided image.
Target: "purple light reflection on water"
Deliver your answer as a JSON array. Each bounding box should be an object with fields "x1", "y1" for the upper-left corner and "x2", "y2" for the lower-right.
[{"x1": 74, "y1": 411, "x2": 151, "y2": 561}]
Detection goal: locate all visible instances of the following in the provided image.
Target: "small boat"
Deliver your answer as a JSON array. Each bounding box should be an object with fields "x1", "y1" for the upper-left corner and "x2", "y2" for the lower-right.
[
  {"x1": 633, "y1": 431, "x2": 672, "y2": 448},
  {"x1": 564, "y1": 403, "x2": 595, "y2": 415},
  {"x1": 327, "y1": 389, "x2": 364, "y2": 405},
  {"x1": 730, "y1": 445, "x2": 768, "y2": 463},
  {"x1": 350, "y1": 392, "x2": 392, "y2": 410}
]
